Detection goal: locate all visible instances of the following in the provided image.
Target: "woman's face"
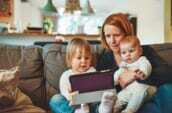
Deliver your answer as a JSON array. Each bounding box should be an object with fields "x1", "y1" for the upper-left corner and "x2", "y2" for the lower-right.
[{"x1": 104, "y1": 24, "x2": 124, "y2": 52}]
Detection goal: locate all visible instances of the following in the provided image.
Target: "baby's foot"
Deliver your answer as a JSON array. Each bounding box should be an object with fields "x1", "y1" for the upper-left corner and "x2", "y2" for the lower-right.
[{"x1": 99, "y1": 91, "x2": 117, "y2": 113}]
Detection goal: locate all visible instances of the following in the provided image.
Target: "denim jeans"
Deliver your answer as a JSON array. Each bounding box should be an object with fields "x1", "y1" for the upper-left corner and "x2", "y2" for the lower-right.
[
  {"x1": 49, "y1": 94, "x2": 100, "y2": 113},
  {"x1": 49, "y1": 94, "x2": 74, "y2": 113},
  {"x1": 138, "y1": 84, "x2": 172, "y2": 113}
]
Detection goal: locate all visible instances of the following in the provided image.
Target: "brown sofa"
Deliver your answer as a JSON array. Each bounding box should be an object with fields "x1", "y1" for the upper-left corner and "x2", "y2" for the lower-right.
[{"x1": 0, "y1": 41, "x2": 172, "y2": 111}]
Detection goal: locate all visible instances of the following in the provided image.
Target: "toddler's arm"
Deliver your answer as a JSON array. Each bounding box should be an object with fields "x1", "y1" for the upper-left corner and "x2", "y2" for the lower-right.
[{"x1": 59, "y1": 72, "x2": 72, "y2": 101}]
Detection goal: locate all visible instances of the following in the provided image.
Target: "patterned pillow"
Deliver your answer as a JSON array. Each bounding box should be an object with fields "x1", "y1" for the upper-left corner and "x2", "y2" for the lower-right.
[{"x1": 0, "y1": 67, "x2": 19, "y2": 109}]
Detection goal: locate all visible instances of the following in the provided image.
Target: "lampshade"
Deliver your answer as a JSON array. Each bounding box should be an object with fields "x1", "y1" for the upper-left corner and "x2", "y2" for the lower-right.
[{"x1": 42, "y1": 0, "x2": 57, "y2": 13}]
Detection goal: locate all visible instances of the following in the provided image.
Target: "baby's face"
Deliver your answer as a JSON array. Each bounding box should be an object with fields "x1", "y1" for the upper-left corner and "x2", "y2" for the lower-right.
[
  {"x1": 71, "y1": 48, "x2": 92, "y2": 73},
  {"x1": 120, "y1": 42, "x2": 142, "y2": 64}
]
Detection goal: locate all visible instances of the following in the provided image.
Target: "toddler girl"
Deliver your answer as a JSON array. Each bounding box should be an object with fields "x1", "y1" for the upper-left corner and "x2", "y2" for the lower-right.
[{"x1": 51, "y1": 37, "x2": 96, "y2": 113}]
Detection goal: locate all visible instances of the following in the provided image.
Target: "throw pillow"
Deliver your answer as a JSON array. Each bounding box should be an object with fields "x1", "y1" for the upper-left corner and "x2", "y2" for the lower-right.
[{"x1": 0, "y1": 67, "x2": 19, "y2": 109}]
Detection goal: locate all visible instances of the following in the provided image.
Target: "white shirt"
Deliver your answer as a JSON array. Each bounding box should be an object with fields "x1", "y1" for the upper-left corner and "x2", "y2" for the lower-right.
[
  {"x1": 114, "y1": 56, "x2": 152, "y2": 85},
  {"x1": 60, "y1": 67, "x2": 96, "y2": 100}
]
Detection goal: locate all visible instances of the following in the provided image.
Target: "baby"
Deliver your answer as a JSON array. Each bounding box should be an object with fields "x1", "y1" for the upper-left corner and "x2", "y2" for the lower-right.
[{"x1": 99, "y1": 36, "x2": 152, "y2": 113}]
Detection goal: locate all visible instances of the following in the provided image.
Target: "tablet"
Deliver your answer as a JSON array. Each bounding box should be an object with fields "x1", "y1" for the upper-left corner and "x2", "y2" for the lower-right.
[
  {"x1": 70, "y1": 70, "x2": 115, "y2": 93},
  {"x1": 69, "y1": 70, "x2": 116, "y2": 105}
]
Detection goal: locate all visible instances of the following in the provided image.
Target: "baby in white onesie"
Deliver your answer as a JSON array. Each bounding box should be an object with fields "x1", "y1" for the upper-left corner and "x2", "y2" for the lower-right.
[{"x1": 99, "y1": 36, "x2": 152, "y2": 113}]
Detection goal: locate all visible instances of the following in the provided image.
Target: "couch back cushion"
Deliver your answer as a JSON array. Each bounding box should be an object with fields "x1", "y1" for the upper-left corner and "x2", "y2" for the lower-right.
[
  {"x1": 151, "y1": 43, "x2": 172, "y2": 65},
  {"x1": 0, "y1": 45, "x2": 21, "y2": 68},
  {"x1": 20, "y1": 46, "x2": 46, "y2": 108},
  {"x1": 43, "y1": 43, "x2": 67, "y2": 100}
]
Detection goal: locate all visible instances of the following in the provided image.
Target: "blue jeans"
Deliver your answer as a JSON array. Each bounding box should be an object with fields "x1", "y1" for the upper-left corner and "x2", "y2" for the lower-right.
[
  {"x1": 49, "y1": 94, "x2": 74, "y2": 113},
  {"x1": 49, "y1": 94, "x2": 99, "y2": 113},
  {"x1": 138, "y1": 84, "x2": 172, "y2": 113}
]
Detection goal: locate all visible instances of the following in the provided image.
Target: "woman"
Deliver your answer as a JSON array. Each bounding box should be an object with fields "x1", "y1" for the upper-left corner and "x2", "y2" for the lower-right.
[{"x1": 96, "y1": 13, "x2": 172, "y2": 113}]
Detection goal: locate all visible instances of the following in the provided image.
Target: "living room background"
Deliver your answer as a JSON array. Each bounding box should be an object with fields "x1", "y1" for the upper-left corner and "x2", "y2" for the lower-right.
[
  {"x1": 0, "y1": 0, "x2": 172, "y2": 45},
  {"x1": 14, "y1": 0, "x2": 165, "y2": 44}
]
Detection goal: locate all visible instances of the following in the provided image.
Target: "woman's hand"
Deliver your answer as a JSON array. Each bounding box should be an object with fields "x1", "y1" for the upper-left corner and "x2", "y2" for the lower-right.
[{"x1": 118, "y1": 69, "x2": 136, "y2": 88}]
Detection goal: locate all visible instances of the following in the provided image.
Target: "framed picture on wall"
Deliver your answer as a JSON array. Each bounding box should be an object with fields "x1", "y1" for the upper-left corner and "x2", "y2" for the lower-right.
[{"x1": 0, "y1": 0, "x2": 13, "y2": 23}]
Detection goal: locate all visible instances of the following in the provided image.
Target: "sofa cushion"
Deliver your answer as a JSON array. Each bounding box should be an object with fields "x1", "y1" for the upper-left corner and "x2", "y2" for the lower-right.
[
  {"x1": 43, "y1": 44, "x2": 67, "y2": 100},
  {"x1": 151, "y1": 43, "x2": 172, "y2": 65},
  {"x1": 0, "y1": 88, "x2": 46, "y2": 113},
  {"x1": 20, "y1": 46, "x2": 43, "y2": 78},
  {"x1": 0, "y1": 45, "x2": 21, "y2": 69},
  {"x1": 0, "y1": 67, "x2": 19, "y2": 109},
  {"x1": 19, "y1": 46, "x2": 45, "y2": 108},
  {"x1": 0, "y1": 44, "x2": 46, "y2": 108}
]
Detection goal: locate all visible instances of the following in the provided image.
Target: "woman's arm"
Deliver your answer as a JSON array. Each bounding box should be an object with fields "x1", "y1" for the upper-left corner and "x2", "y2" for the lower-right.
[
  {"x1": 142, "y1": 46, "x2": 167, "y2": 68},
  {"x1": 139, "y1": 46, "x2": 172, "y2": 86},
  {"x1": 96, "y1": 49, "x2": 117, "y2": 71},
  {"x1": 139, "y1": 66, "x2": 172, "y2": 86},
  {"x1": 59, "y1": 71, "x2": 72, "y2": 101}
]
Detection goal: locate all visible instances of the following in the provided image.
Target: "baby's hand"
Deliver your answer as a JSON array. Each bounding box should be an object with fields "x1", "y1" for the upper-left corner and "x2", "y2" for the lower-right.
[
  {"x1": 134, "y1": 69, "x2": 145, "y2": 80},
  {"x1": 69, "y1": 91, "x2": 79, "y2": 105},
  {"x1": 118, "y1": 69, "x2": 136, "y2": 88}
]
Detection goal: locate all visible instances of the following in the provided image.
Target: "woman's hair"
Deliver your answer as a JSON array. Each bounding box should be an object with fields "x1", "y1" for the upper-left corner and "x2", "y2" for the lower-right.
[
  {"x1": 66, "y1": 37, "x2": 93, "y2": 67},
  {"x1": 101, "y1": 13, "x2": 134, "y2": 49}
]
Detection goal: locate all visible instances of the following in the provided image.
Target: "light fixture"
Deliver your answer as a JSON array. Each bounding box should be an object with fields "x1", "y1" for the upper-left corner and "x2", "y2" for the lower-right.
[
  {"x1": 42, "y1": 0, "x2": 57, "y2": 14},
  {"x1": 81, "y1": 0, "x2": 94, "y2": 16}
]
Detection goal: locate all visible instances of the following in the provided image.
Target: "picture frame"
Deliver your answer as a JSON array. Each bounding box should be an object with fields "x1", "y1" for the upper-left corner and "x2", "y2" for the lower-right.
[{"x1": 0, "y1": 0, "x2": 14, "y2": 23}]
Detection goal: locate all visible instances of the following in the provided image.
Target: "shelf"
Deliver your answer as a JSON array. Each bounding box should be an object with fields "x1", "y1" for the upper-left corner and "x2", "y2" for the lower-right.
[{"x1": 0, "y1": 32, "x2": 100, "y2": 40}]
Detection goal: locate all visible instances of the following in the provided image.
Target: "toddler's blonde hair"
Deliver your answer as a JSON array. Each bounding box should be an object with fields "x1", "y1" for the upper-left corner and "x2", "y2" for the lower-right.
[{"x1": 66, "y1": 37, "x2": 93, "y2": 68}]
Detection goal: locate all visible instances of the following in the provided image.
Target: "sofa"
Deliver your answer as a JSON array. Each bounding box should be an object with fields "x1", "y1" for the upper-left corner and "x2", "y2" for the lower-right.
[{"x1": 0, "y1": 41, "x2": 172, "y2": 112}]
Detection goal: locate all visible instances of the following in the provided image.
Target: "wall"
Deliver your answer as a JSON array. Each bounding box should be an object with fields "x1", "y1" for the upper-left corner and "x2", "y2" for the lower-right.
[{"x1": 14, "y1": 0, "x2": 165, "y2": 44}]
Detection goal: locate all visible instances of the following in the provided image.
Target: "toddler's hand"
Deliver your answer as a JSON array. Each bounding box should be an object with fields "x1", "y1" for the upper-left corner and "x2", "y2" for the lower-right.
[{"x1": 69, "y1": 91, "x2": 79, "y2": 105}]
